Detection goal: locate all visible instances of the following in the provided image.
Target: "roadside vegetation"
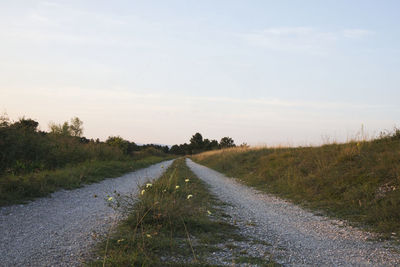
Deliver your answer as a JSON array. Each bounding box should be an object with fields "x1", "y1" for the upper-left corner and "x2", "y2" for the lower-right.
[
  {"x1": 193, "y1": 129, "x2": 400, "y2": 237},
  {"x1": 0, "y1": 155, "x2": 169, "y2": 206},
  {"x1": 89, "y1": 158, "x2": 277, "y2": 266},
  {"x1": 0, "y1": 113, "x2": 237, "y2": 206},
  {"x1": 0, "y1": 114, "x2": 172, "y2": 205}
]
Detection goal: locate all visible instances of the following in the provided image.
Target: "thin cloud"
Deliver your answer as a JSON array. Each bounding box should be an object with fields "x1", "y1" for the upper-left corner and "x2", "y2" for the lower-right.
[
  {"x1": 262, "y1": 27, "x2": 314, "y2": 36},
  {"x1": 29, "y1": 13, "x2": 50, "y2": 23},
  {"x1": 238, "y1": 27, "x2": 372, "y2": 54},
  {"x1": 183, "y1": 95, "x2": 384, "y2": 110},
  {"x1": 23, "y1": 87, "x2": 384, "y2": 111},
  {"x1": 238, "y1": 27, "x2": 335, "y2": 55},
  {"x1": 343, "y1": 29, "x2": 373, "y2": 39},
  {"x1": 39, "y1": 1, "x2": 62, "y2": 7}
]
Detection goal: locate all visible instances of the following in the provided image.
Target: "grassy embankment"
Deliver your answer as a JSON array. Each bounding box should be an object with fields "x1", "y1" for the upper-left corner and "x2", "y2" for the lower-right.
[
  {"x1": 0, "y1": 152, "x2": 172, "y2": 206},
  {"x1": 193, "y1": 132, "x2": 400, "y2": 237},
  {"x1": 89, "y1": 158, "x2": 277, "y2": 266}
]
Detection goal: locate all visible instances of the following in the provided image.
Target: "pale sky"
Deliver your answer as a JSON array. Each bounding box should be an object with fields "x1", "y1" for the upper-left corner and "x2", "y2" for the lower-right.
[{"x1": 1, "y1": 0, "x2": 399, "y2": 146}]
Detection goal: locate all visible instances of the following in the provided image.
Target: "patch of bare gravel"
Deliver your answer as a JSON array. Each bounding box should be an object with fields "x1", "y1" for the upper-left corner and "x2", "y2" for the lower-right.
[
  {"x1": 0, "y1": 160, "x2": 174, "y2": 267},
  {"x1": 186, "y1": 159, "x2": 400, "y2": 266}
]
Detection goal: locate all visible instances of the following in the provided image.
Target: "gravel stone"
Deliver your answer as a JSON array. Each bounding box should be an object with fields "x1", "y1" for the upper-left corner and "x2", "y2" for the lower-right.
[
  {"x1": 0, "y1": 160, "x2": 174, "y2": 267},
  {"x1": 187, "y1": 159, "x2": 400, "y2": 266}
]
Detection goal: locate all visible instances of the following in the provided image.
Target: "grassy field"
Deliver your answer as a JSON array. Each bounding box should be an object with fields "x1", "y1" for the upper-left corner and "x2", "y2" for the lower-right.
[
  {"x1": 89, "y1": 158, "x2": 277, "y2": 266},
  {"x1": 0, "y1": 155, "x2": 171, "y2": 206},
  {"x1": 192, "y1": 133, "x2": 400, "y2": 237}
]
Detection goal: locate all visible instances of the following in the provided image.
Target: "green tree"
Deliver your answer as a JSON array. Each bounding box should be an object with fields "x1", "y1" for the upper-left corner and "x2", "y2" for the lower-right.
[
  {"x1": 0, "y1": 112, "x2": 10, "y2": 127},
  {"x1": 69, "y1": 117, "x2": 83, "y2": 137},
  {"x1": 12, "y1": 118, "x2": 39, "y2": 132},
  {"x1": 49, "y1": 121, "x2": 71, "y2": 136},
  {"x1": 219, "y1": 137, "x2": 235, "y2": 148},
  {"x1": 190, "y1": 132, "x2": 204, "y2": 151},
  {"x1": 48, "y1": 117, "x2": 83, "y2": 136},
  {"x1": 209, "y1": 139, "x2": 219, "y2": 149},
  {"x1": 106, "y1": 136, "x2": 130, "y2": 155}
]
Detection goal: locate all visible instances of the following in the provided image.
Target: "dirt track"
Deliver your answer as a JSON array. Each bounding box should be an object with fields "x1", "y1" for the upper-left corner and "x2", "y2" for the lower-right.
[
  {"x1": 187, "y1": 159, "x2": 400, "y2": 266},
  {"x1": 0, "y1": 160, "x2": 173, "y2": 266}
]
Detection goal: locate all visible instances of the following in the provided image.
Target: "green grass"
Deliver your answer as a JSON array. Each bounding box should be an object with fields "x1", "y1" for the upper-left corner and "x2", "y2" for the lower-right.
[
  {"x1": 88, "y1": 158, "x2": 277, "y2": 266},
  {"x1": 193, "y1": 136, "x2": 400, "y2": 237},
  {"x1": 0, "y1": 155, "x2": 171, "y2": 206}
]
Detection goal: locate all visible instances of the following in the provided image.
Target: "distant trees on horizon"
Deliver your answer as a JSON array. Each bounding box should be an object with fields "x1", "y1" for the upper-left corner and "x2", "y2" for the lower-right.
[
  {"x1": 169, "y1": 132, "x2": 236, "y2": 155},
  {"x1": 49, "y1": 117, "x2": 84, "y2": 137}
]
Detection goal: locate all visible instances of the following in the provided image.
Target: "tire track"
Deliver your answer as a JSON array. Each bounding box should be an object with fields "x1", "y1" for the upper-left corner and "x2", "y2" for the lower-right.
[
  {"x1": 187, "y1": 159, "x2": 400, "y2": 266},
  {"x1": 0, "y1": 160, "x2": 174, "y2": 266}
]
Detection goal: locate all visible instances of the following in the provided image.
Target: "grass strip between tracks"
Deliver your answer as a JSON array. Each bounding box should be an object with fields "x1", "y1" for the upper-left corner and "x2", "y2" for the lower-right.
[{"x1": 89, "y1": 158, "x2": 277, "y2": 266}]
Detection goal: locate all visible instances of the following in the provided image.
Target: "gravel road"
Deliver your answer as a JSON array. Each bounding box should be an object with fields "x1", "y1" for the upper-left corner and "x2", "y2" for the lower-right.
[
  {"x1": 0, "y1": 160, "x2": 173, "y2": 267},
  {"x1": 187, "y1": 159, "x2": 400, "y2": 266}
]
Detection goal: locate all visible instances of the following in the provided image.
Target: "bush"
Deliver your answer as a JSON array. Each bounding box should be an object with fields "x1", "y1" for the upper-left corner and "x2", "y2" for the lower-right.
[{"x1": 0, "y1": 117, "x2": 127, "y2": 176}]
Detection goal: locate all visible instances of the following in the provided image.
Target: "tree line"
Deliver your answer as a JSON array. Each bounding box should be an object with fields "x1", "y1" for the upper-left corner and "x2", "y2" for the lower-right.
[
  {"x1": 169, "y1": 132, "x2": 236, "y2": 155},
  {"x1": 0, "y1": 114, "x2": 237, "y2": 176},
  {"x1": 0, "y1": 115, "x2": 167, "y2": 176}
]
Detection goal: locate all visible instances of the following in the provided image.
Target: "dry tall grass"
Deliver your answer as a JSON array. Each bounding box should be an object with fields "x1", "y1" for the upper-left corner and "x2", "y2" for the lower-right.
[{"x1": 192, "y1": 130, "x2": 400, "y2": 236}]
